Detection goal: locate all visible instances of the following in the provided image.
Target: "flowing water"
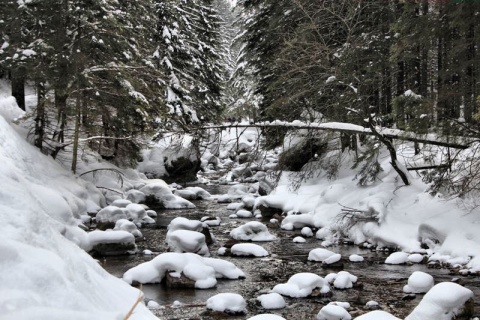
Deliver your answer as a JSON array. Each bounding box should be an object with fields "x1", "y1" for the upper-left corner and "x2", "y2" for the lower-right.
[{"x1": 100, "y1": 183, "x2": 480, "y2": 319}]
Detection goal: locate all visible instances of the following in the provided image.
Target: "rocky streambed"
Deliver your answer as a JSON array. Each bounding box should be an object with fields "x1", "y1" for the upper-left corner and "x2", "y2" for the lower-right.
[{"x1": 99, "y1": 183, "x2": 480, "y2": 319}]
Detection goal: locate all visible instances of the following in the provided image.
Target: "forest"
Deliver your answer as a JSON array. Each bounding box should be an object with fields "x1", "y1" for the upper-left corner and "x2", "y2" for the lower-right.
[{"x1": 1, "y1": 0, "x2": 480, "y2": 319}]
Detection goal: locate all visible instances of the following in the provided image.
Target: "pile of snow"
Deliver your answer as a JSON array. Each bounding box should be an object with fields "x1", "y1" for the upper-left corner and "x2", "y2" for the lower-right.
[
  {"x1": 407, "y1": 253, "x2": 425, "y2": 263},
  {"x1": 201, "y1": 216, "x2": 221, "y2": 226},
  {"x1": 272, "y1": 273, "x2": 330, "y2": 298},
  {"x1": 230, "y1": 221, "x2": 276, "y2": 241},
  {"x1": 349, "y1": 254, "x2": 364, "y2": 262},
  {"x1": 95, "y1": 202, "x2": 154, "y2": 226},
  {"x1": 87, "y1": 230, "x2": 135, "y2": 248},
  {"x1": 256, "y1": 293, "x2": 286, "y2": 309},
  {"x1": 281, "y1": 213, "x2": 314, "y2": 231},
  {"x1": 301, "y1": 227, "x2": 313, "y2": 237},
  {"x1": 231, "y1": 243, "x2": 269, "y2": 257},
  {"x1": 168, "y1": 217, "x2": 204, "y2": 233},
  {"x1": 293, "y1": 236, "x2": 306, "y2": 243},
  {"x1": 405, "y1": 282, "x2": 473, "y2": 320},
  {"x1": 234, "y1": 209, "x2": 253, "y2": 218},
  {"x1": 123, "y1": 252, "x2": 245, "y2": 288},
  {"x1": 316, "y1": 304, "x2": 351, "y2": 320},
  {"x1": 329, "y1": 271, "x2": 357, "y2": 289},
  {"x1": 206, "y1": 293, "x2": 246, "y2": 314},
  {"x1": 403, "y1": 271, "x2": 434, "y2": 294},
  {"x1": 166, "y1": 230, "x2": 209, "y2": 256},
  {"x1": 0, "y1": 99, "x2": 155, "y2": 319},
  {"x1": 114, "y1": 219, "x2": 143, "y2": 237}
]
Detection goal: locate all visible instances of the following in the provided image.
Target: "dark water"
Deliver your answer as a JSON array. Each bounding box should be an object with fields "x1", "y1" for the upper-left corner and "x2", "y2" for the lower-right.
[{"x1": 100, "y1": 183, "x2": 480, "y2": 319}]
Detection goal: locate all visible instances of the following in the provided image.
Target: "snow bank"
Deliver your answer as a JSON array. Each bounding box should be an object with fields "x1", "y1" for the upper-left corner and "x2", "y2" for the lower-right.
[{"x1": 0, "y1": 105, "x2": 155, "y2": 319}]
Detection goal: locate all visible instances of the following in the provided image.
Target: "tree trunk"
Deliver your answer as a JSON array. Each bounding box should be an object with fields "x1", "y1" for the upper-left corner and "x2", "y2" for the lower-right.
[
  {"x1": 34, "y1": 81, "x2": 46, "y2": 150},
  {"x1": 11, "y1": 68, "x2": 26, "y2": 111}
]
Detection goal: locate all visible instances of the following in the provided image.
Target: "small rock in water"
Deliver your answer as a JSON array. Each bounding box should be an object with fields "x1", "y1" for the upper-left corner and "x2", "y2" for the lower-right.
[{"x1": 365, "y1": 301, "x2": 380, "y2": 310}]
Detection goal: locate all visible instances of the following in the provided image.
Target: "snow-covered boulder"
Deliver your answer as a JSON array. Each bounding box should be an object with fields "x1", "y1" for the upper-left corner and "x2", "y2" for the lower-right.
[
  {"x1": 230, "y1": 221, "x2": 275, "y2": 241},
  {"x1": 123, "y1": 252, "x2": 244, "y2": 288},
  {"x1": 174, "y1": 187, "x2": 212, "y2": 200},
  {"x1": 236, "y1": 209, "x2": 253, "y2": 218},
  {"x1": 407, "y1": 253, "x2": 425, "y2": 264},
  {"x1": 354, "y1": 310, "x2": 401, "y2": 319},
  {"x1": 125, "y1": 189, "x2": 146, "y2": 204},
  {"x1": 231, "y1": 243, "x2": 269, "y2": 257},
  {"x1": 332, "y1": 271, "x2": 358, "y2": 289},
  {"x1": 166, "y1": 230, "x2": 209, "y2": 256},
  {"x1": 206, "y1": 293, "x2": 246, "y2": 315},
  {"x1": 168, "y1": 217, "x2": 204, "y2": 233},
  {"x1": 87, "y1": 230, "x2": 136, "y2": 256},
  {"x1": 385, "y1": 252, "x2": 409, "y2": 264},
  {"x1": 139, "y1": 180, "x2": 195, "y2": 209},
  {"x1": 248, "y1": 315, "x2": 286, "y2": 320},
  {"x1": 403, "y1": 271, "x2": 434, "y2": 293},
  {"x1": 110, "y1": 199, "x2": 132, "y2": 208},
  {"x1": 349, "y1": 254, "x2": 364, "y2": 262},
  {"x1": 301, "y1": 227, "x2": 313, "y2": 237},
  {"x1": 256, "y1": 293, "x2": 286, "y2": 309},
  {"x1": 281, "y1": 214, "x2": 314, "y2": 230},
  {"x1": 316, "y1": 304, "x2": 351, "y2": 320},
  {"x1": 114, "y1": 219, "x2": 142, "y2": 238},
  {"x1": 405, "y1": 282, "x2": 473, "y2": 320},
  {"x1": 126, "y1": 203, "x2": 154, "y2": 225},
  {"x1": 201, "y1": 216, "x2": 221, "y2": 227},
  {"x1": 293, "y1": 236, "x2": 306, "y2": 243},
  {"x1": 272, "y1": 272, "x2": 330, "y2": 298},
  {"x1": 308, "y1": 248, "x2": 337, "y2": 262},
  {"x1": 95, "y1": 205, "x2": 127, "y2": 229}
]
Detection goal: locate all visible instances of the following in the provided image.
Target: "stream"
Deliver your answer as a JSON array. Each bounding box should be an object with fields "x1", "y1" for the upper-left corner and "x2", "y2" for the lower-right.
[{"x1": 101, "y1": 183, "x2": 480, "y2": 319}]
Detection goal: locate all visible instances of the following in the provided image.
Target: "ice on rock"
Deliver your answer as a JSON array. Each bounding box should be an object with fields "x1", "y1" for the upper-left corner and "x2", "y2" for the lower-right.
[
  {"x1": 301, "y1": 227, "x2": 313, "y2": 237},
  {"x1": 123, "y1": 252, "x2": 244, "y2": 287},
  {"x1": 166, "y1": 230, "x2": 209, "y2": 256},
  {"x1": 231, "y1": 243, "x2": 269, "y2": 257},
  {"x1": 308, "y1": 248, "x2": 337, "y2": 262},
  {"x1": 114, "y1": 219, "x2": 142, "y2": 238},
  {"x1": 354, "y1": 310, "x2": 401, "y2": 319},
  {"x1": 247, "y1": 315, "x2": 286, "y2": 320},
  {"x1": 385, "y1": 251, "x2": 409, "y2": 264},
  {"x1": 230, "y1": 221, "x2": 275, "y2": 241},
  {"x1": 206, "y1": 293, "x2": 246, "y2": 314},
  {"x1": 403, "y1": 271, "x2": 434, "y2": 293},
  {"x1": 256, "y1": 293, "x2": 286, "y2": 309},
  {"x1": 405, "y1": 282, "x2": 473, "y2": 320},
  {"x1": 316, "y1": 304, "x2": 351, "y2": 320},
  {"x1": 272, "y1": 272, "x2": 330, "y2": 298}
]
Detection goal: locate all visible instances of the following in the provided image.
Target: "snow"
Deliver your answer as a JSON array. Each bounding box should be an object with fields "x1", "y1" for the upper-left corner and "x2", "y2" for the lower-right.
[
  {"x1": 405, "y1": 282, "x2": 473, "y2": 320},
  {"x1": 168, "y1": 217, "x2": 204, "y2": 233},
  {"x1": 385, "y1": 252, "x2": 409, "y2": 264},
  {"x1": 247, "y1": 315, "x2": 286, "y2": 320},
  {"x1": 349, "y1": 254, "x2": 364, "y2": 262},
  {"x1": 0, "y1": 99, "x2": 155, "y2": 319},
  {"x1": 272, "y1": 273, "x2": 330, "y2": 298},
  {"x1": 407, "y1": 253, "x2": 424, "y2": 263},
  {"x1": 308, "y1": 248, "x2": 337, "y2": 262},
  {"x1": 301, "y1": 227, "x2": 313, "y2": 237},
  {"x1": 166, "y1": 230, "x2": 209, "y2": 255},
  {"x1": 256, "y1": 293, "x2": 286, "y2": 309},
  {"x1": 231, "y1": 243, "x2": 269, "y2": 257},
  {"x1": 87, "y1": 230, "x2": 135, "y2": 248},
  {"x1": 331, "y1": 271, "x2": 357, "y2": 289},
  {"x1": 293, "y1": 236, "x2": 306, "y2": 243},
  {"x1": 236, "y1": 209, "x2": 253, "y2": 218},
  {"x1": 140, "y1": 180, "x2": 195, "y2": 209},
  {"x1": 230, "y1": 221, "x2": 276, "y2": 241},
  {"x1": 354, "y1": 310, "x2": 401, "y2": 320},
  {"x1": 175, "y1": 186, "x2": 212, "y2": 200},
  {"x1": 123, "y1": 252, "x2": 244, "y2": 288},
  {"x1": 206, "y1": 293, "x2": 246, "y2": 314},
  {"x1": 316, "y1": 304, "x2": 351, "y2": 320},
  {"x1": 403, "y1": 271, "x2": 434, "y2": 293}
]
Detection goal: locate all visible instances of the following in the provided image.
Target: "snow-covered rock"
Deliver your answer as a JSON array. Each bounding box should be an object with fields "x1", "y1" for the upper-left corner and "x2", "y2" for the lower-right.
[
  {"x1": 231, "y1": 243, "x2": 269, "y2": 257},
  {"x1": 308, "y1": 248, "x2": 337, "y2": 262},
  {"x1": 168, "y1": 217, "x2": 203, "y2": 233},
  {"x1": 247, "y1": 315, "x2": 286, "y2": 320},
  {"x1": 230, "y1": 221, "x2": 275, "y2": 241},
  {"x1": 332, "y1": 271, "x2": 357, "y2": 289},
  {"x1": 354, "y1": 310, "x2": 400, "y2": 319},
  {"x1": 405, "y1": 282, "x2": 473, "y2": 320},
  {"x1": 140, "y1": 180, "x2": 195, "y2": 209},
  {"x1": 174, "y1": 187, "x2": 212, "y2": 200},
  {"x1": 403, "y1": 271, "x2": 434, "y2": 293},
  {"x1": 125, "y1": 189, "x2": 146, "y2": 204},
  {"x1": 256, "y1": 293, "x2": 286, "y2": 309},
  {"x1": 166, "y1": 230, "x2": 209, "y2": 256},
  {"x1": 123, "y1": 252, "x2": 244, "y2": 288},
  {"x1": 95, "y1": 205, "x2": 127, "y2": 227},
  {"x1": 206, "y1": 293, "x2": 246, "y2": 314},
  {"x1": 111, "y1": 199, "x2": 132, "y2": 208},
  {"x1": 236, "y1": 209, "x2": 253, "y2": 218},
  {"x1": 293, "y1": 236, "x2": 306, "y2": 243},
  {"x1": 349, "y1": 254, "x2": 364, "y2": 262},
  {"x1": 316, "y1": 304, "x2": 351, "y2": 320},
  {"x1": 407, "y1": 253, "x2": 425, "y2": 264},
  {"x1": 272, "y1": 272, "x2": 330, "y2": 298},
  {"x1": 114, "y1": 219, "x2": 142, "y2": 238},
  {"x1": 385, "y1": 252, "x2": 409, "y2": 264},
  {"x1": 301, "y1": 227, "x2": 313, "y2": 237},
  {"x1": 281, "y1": 213, "x2": 314, "y2": 230},
  {"x1": 201, "y1": 216, "x2": 221, "y2": 227}
]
